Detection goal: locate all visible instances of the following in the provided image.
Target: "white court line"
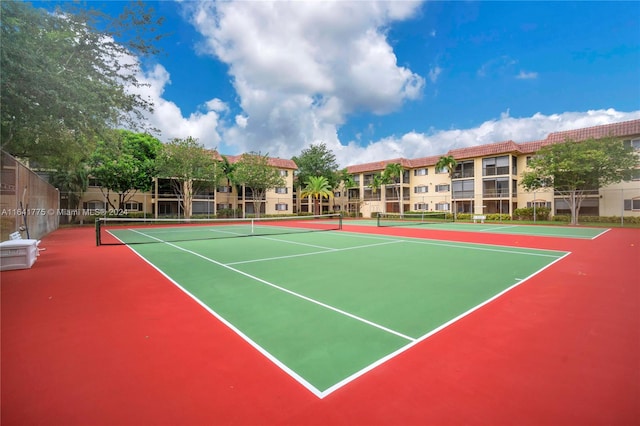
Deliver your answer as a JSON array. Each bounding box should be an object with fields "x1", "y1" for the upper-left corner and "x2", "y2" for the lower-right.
[
  {"x1": 319, "y1": 250, "x2": 573, "y2": 397},
  {"x1": 226, "y1": 239, "x2": 404, "y2": 265},
  {"x1": 121, "y1": 227, "x2": 571, "y2": 399},
  {"x1": 591, "y1": 228, "x2": 611, "y2": 240},
  {"x1": 478, "y1": 225, "x2": 519, "y2": 232},
  {"x1": 325, "y1": 230, "x2": 567, "y2": 258},
  {"x1": 128, "y1": 228, "x2": 415, "y2": 343}
]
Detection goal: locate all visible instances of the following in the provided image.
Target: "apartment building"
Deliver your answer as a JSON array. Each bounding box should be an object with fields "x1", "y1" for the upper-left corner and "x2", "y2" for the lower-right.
[
  {"x1": 340, "y1": 119, "x2": 640, "y2": 218},
  {"x1": 81, "y1": 154, "x2": 298, "y2": 219}
]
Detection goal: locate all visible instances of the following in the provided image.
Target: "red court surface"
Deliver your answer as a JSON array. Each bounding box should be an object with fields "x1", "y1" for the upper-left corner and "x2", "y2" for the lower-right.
[{"x1": 2, "y1": 225, "x2": 639, "y2": 425}]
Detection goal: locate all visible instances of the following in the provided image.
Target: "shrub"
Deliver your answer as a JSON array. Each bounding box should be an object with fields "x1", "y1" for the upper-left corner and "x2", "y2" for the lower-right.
[{"x1": 514, "y1": 207, "x2": 550, "y2": 221}]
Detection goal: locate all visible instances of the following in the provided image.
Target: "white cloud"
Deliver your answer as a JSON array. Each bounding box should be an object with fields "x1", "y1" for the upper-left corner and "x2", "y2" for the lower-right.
[
  {"x1": 478, "y1": 55, "x2": 517, "y2": 78},
  {"x1": 131, "y1": 63, "x2": 225, "y2": 148},
  {"x1": 183, "y1": 0, "x2": 425, "y2": 157},
  {"x1": 516, "y1": 70, "x2": 538, "y2": 80},
  {"x1": 428, "y1": 66, "x2": 442, "y2": 83}
]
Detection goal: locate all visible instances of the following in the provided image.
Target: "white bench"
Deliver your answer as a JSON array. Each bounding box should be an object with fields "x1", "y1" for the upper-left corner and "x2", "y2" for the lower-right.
[{"x1": 473, "y1": 215, "x2": 486, "y2": 223}]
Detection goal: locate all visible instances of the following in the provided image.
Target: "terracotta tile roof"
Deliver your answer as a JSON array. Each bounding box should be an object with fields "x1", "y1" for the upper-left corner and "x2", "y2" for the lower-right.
[
  {"x1": 407, "y1": 155, "x2": 442, "y2": 168},
  {"x1": 517, "y1": 140, "x2": 551, "y2": 154},
  {"x1": 447, "y1": 140, "x2": 521, "y2": 160},
  {"x1": 212, "y1": 152, "x2": 297, "y2": 170},
  {"x1": 545, "y1": 119, "x2": 640, "y2": 143},
  {"x1": 346, "y1": 157, "x2": 412, "y2": 174}
]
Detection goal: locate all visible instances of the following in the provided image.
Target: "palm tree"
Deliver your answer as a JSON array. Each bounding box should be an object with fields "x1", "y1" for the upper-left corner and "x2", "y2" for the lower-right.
[
  {"x1": 435, "y1": 155, "x2": 458, "y2": 218},
  {"x1": 220, "y1": 155, "x2": 238, "y2": 217},
  {"x1": 339, "y1": 169, "x2": 357, "y2": 216},
  {"x1": 370, "y1": 173, "x2": 386, "y2": 214},
  {"x1": 383, "y1": 162, "x2": 404, "y2": 214},
  {"x1": 301, "y1": 176, "x2": 334, "y2": 215},
  {"x1": 49, "y1": 166, "x2": 88, "y2": 223}
]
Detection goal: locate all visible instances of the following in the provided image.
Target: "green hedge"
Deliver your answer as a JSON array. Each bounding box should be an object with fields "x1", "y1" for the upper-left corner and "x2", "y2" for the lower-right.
[{"x1": 513, "y1": 207, "x2": 551, "y2": 221}]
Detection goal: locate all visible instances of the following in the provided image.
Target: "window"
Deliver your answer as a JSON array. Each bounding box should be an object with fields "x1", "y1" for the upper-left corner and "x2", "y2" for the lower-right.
[
  {"x1": 279, "y1": 170, "x2": 288, "y2": 177},
  {"x1": 217, "y1": 186, "x2": 231, "y2": 193},
  {"x1": 526, "y1": 156, "x2": 533, "y2": 165},
  {"x1": 414, "y1": 203, "x2": 428, "y2": 210},
  {"x1": 217, "y1": 203, "x2": 231, "y2": 210},
  {"x1": 334, "y1": 191, "x2": 341, "y2": 197},
  {"x1": 414, "y1": 186, "x2": 428, "y2": 193},
  {"x1": 482, "y1": 178, "x2": 510, "y2": 197},
  {"x1": 624, "y1": 138, "x2": 640, "y2": 150},
  {"x1": 452, "y1": 179, "x2": 474, "y2": 199},
  {"x1": 435, "y1": 202, "x2": 449, "y2": 211},
  {"x1": 275, "y1": 203, "x2": 288, "y2": 211},
  {"x1": 624, "y1": 199, "x2": 640, "y2": 210},
  {"x1": 124, "y1": 202, "x2": 139, "y2": 211},
  {"x1": 88, "y1": 178, "x2": 102, "y2": 187},
  {"x1": 192, "y1": 201, "x2": 214, "y2": 214},
  {"x1": 435, "y1": 184, "x2": 450, "y2": 192},
  {"x1": 363, "y1": 174, "x2": 375, "y2": 186},
  {"x1": 527, "y1": 201, "x2": 552, "y2": 209},
  {"x1": 482, "y1": 156, "x2": 509, "y2": 176},
  {"x1": 275, "y1": 187, "x2": 288, "y2": 194},
  {"x1": 453, "y1": 161, "x2": 474, "y2": 178},
  {"x1": 414, "y1": 168, "x2": 427, "y2": 176},
  {"x1": 84, "y1": 200, "x2": 105, "y2": 210}
]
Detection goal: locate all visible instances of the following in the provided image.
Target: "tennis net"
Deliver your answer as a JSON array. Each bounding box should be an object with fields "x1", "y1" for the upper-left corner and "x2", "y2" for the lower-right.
[
  {"x1": 376, "y1": 212, "x2": 451, "y2": 227},
  {"x1": 96, "y1": 214, "x2": 342, "y2": 246}
]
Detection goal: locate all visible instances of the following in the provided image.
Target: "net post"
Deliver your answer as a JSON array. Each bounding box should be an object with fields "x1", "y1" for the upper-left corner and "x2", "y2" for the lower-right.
[
  {"x1": 339, "y1": 213, "x2": 343, "y2": 230},
  {"x1": 96, "y1": 218, "x2": 101, "y2": 246}
]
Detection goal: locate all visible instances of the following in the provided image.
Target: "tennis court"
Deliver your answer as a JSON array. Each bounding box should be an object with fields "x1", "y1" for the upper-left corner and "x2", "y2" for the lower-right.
[
  {"x1": 101, "y1": 215, "x2": 569, "y2": 397},
  {"x1": 347, "y1": 213, "x2": 609, "y2": 240},
  {"x1": 3, "y1": 219, "x2": 639, "y2": 425}
]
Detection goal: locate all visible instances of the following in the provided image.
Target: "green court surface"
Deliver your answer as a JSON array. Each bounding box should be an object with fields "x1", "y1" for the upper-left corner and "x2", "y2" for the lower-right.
[
  {"x1": 348, "y1": 218, "x2": 609, "y2": 239},
  {"x1": 112, "y1": 227, "x2": 569, "y2": 397}
]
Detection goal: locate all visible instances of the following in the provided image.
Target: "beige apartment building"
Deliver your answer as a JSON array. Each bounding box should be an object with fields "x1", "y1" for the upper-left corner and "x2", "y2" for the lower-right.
[
  {"x1": 78, "y1": 119, "x2": 639, "y2": 221},
  {"x1": 337, "y1": 119, "x2": 640, "y2": 219},
  {"x1": 80, "y1": 155, "x2": 298, "y2": 219}
]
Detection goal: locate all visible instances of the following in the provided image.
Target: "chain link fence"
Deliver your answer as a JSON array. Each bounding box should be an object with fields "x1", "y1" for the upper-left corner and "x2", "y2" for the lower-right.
[{"x1": 1, "y1": 151, "x2": 60, "y2": 241}]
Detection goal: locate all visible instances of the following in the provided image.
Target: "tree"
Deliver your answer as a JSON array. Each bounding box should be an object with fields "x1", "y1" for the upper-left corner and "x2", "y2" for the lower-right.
[
  {"x1": 521, "y1": 137, "x2": 638, "y2": 225},
  {"x1": 232, "y1": 152, "x2": 285, "y2": 218},
  {"x1": 0, "y1": 1, "x2": 165, "y2": 167},
  {"x1": 301, "y1": 176, "x2": 334, "y2": 216},
  {"x1": 435, "y1": 155, "x2": 458, "y2": 217},
  {"x1": 49, "y1": 166, "x2": 89, "y2": 223},
  {"x1": 219, "y1": 155, "x2": 239, "y2": 216},
  {"x1": 88, "y1": 130, "x2": 162, "y2": 211},
  {"x1": 338, "y1": 168, "x2": 358, "y2": 216},
  {"x1": 382, "y1": 163, "x2": 404, "y2": 214},
  {"x1": 292, "y1": 143, "x2": 340, "y2": 190},
  {"x1": 156, "y1": 137, "x2": 221, "y2": 219},
  {"x1": 369, "y1": 173, "x2": 386, "y2": 213}
]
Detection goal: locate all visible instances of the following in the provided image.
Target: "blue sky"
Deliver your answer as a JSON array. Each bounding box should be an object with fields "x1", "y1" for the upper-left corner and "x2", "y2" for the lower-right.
[{"x1": 46, "y1": 1, "x2": 640, "y2": 167}]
